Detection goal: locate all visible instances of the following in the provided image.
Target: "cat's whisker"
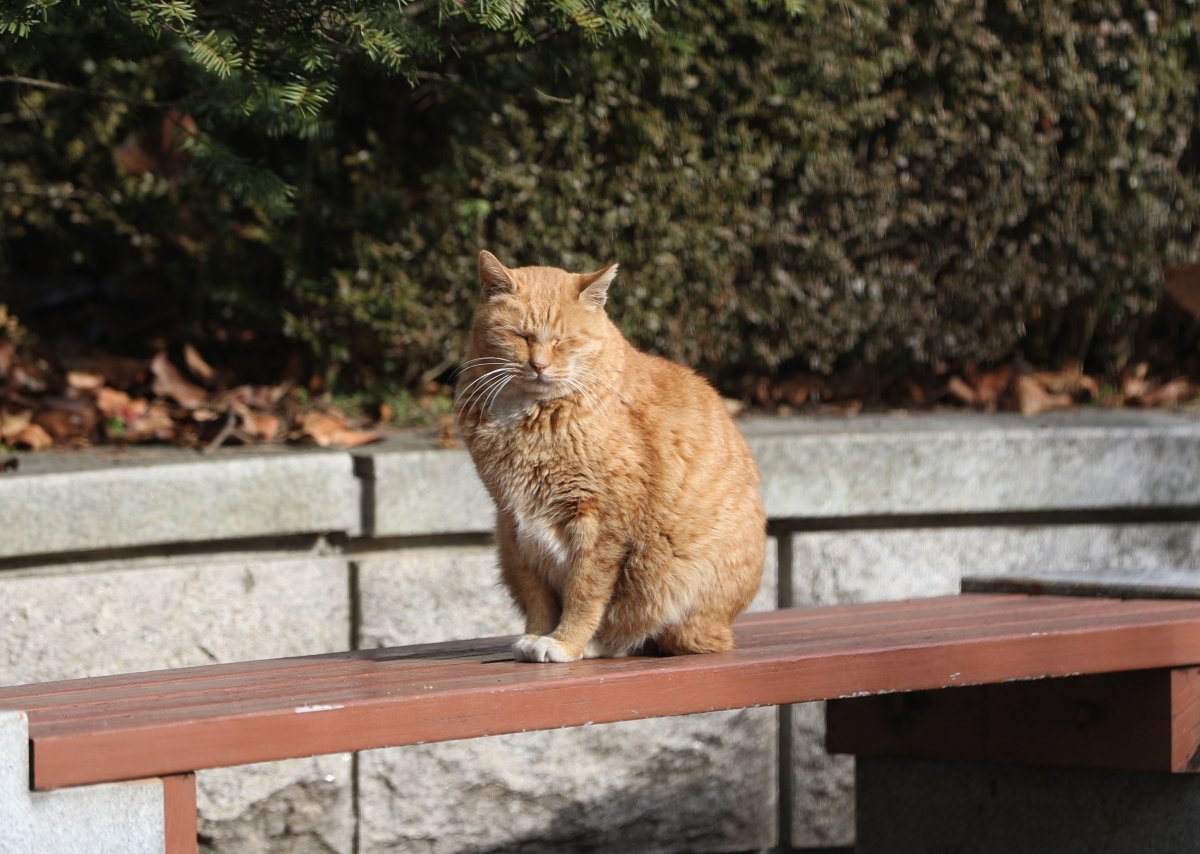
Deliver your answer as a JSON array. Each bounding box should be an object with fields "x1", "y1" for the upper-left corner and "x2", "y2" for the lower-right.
[
  {"x1": 481, "y1": 375, "x2": 513, "y2": 416},
  {"x1": 453, "y1": 357, "x2": 510, "y2": 378},
  {"x1": 574, "y1": 367, "x2": 627, "y2": 407},
  {"x1": 456, "y1": 369, "x2": 516, "y2": 428},
  {"x1": 455, "y1": 367, "x2": 513, "y2": 410},
  {"x1": 564, "y1": 376, "x2": 602, "y2": 411},
  {"x1": 457, "y1": 376, "x2": 513, "y2": 429}
]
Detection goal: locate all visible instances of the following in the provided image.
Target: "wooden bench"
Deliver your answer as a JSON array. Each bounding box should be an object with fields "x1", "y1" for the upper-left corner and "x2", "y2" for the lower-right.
[{"x1": 6, "y1": 590, "x2": 1200, "y2": 852}]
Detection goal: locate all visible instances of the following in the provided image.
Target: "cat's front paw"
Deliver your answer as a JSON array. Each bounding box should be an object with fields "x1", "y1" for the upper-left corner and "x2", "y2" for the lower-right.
[{"x1": 511, "y1": 634, "x2": 581, "y2": 663}]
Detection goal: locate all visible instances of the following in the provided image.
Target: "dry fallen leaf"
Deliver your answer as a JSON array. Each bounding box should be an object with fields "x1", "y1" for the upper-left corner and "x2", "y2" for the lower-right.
[
  {"x1": 11, "y1": 423, "x2": 52, "y2": 450},
  {"x1": 72, "y1": 353, "x2": 146, "y2": 389},
  {"x1": 66, "y1": 370, "x2": 105, "y2": 391},
  {"x1": 94, "y1": 387, "x2": 132, "y2": 417},
  {"x1": 1014, "y1": 375, "x2": 1073, "y2": 416},
  {"x1": 947, "y1": 376, "x2": 978, "y2": 405},
  {"x1": 777, "y1": 373, "x2": 829, "y2": 406},
  {"x1": 234, "y1": 403, "x2": 281, "y2": 443},
  {"x1": 0, "y1": 340, "x2": 14, "y2": 377},
  {"x1": 1121, "y1": 363, "x2": 1152, "y2": 400},
  {"x1": 183, "y1": 343, "x2": 216, "y2": 384},
  {"x1": 299, "y1": 410, "x2": 381, "y2": 448},
  {"x1": 0, "y1": 409, "x2": 33, "y2": 441},
  {"x1": 974, "y1": 366, "x2": 1016, "y2": 406},
  {"x1": 1033, "y1": 366, "x2": 1099, "y2": 399},
  {"x1": 33, "y1": 402, "x2": 96, "y2": 442},
  {"x1": 151, "y1": 351, "x2": 208, "y2": 410},
  {"x1": 250, "y1": 413, "x2": 282, "y2": 443},
  {"x1": 123, "y1": 401, "x2": 176, "y2": 442},
  {"x1": 1138, "y1": 377, "x2": 1193, "y2": 407}
]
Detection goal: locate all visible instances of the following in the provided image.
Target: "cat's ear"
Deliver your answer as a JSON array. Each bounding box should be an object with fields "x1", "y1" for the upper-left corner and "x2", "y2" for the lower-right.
[
  {"x1": 479, "y1": 250, "x2": 517, "y2": 299},
  {"x1": 578, "y1": 263, "x2": 618, "y2": 310}
]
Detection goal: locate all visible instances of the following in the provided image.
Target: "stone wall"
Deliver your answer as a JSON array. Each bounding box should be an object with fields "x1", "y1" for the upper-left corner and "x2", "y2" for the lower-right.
[{"x1": 3, "y1": 411, "x2": 1199, "y2": 852}]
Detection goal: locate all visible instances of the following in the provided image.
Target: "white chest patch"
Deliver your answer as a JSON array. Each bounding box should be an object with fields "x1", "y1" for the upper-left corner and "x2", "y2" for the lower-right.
[{"x1": 514, "y1": 509, "x2": 572, "y2": 580}]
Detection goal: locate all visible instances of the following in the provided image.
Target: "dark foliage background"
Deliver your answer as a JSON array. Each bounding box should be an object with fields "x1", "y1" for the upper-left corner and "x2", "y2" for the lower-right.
[{"x1": 3, "y1": 0, "x2": 1199, "y2": 397}]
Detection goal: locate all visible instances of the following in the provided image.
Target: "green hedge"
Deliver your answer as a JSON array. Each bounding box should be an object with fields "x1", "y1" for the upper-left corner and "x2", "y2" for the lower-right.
[{"x1": 4, "y1": 1, "x2": 1200, "y2": 390}]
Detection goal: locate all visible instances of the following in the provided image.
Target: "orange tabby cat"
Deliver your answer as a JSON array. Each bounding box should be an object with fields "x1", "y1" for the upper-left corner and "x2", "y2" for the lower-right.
[{"x1": 455, "y1": 251, "x2": 765, "y2": 662}]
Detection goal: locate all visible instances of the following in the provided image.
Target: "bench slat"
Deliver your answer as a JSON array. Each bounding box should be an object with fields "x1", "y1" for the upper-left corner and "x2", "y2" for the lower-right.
[
  {"x1": 9, "y1": 594, "x2": 1200, "y2": 790},
  {"x1": 0, "y1": 594, "x2": 1146, "y2": 711},
  {"x1": 7, "y1": 595, "x2": 1176, "y2": 731},
  {"x1": 19, "y1": 596, "x2": 1199, "y2": 728}
]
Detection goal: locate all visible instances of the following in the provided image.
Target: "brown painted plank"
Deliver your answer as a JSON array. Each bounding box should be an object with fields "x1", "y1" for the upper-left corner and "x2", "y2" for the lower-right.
[
  {"x1": 0, "y1": 595, "x2": 1034, "y2": 707},
  {"x1": 2, "y1": 593, "x2": 1103, "y2": 710},
  {"x1": 162, "y1": 773, "x2": 197, "y2": 854},
  {"x1": 0, "y1": 595, "x2": 1161, "y2": 722},
  {"x1": 19, "y1": 597, "x2": 1193, "y2": 729},
  {"x1": 22, "y1": 596, "x2": 1200, "y2": 789},
  {"x1": 826, "y1": 667, "x2": 1200, "y2": 774}
]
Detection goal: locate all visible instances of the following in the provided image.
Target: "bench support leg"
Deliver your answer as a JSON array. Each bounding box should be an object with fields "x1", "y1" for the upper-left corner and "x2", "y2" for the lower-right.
[
  {"x1": 0, "y1": 710, "x2": 186, "y2": 853},
  {"x1": 163, "y1": 773, "x2": 198, "y2": 854}
]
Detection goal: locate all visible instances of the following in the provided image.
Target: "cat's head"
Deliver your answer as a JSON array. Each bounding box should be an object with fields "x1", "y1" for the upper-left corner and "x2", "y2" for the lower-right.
[{"x1": 465, "y1": 250, "x2": 620, "y2": 403}]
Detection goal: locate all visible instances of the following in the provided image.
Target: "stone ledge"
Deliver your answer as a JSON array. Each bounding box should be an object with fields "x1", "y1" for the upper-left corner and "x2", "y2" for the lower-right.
[
  {"x1": 356, "y1": 411, "x2": 1200, "y2": 536},
  {"x1": 746, "y1": 410, "x2": 1200, "y2": 520},
  {"x1": 0, "y1": 448, "x2": 361, "y2": 559},
  {"x1": 5, "y1": 411, "x2": 1200, "y2": 557}
]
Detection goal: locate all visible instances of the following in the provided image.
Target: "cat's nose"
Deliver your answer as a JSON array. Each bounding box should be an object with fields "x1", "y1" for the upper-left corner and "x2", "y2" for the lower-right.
[{"x1": 530, "y1": 354, "x2": 551, "y2": 375}]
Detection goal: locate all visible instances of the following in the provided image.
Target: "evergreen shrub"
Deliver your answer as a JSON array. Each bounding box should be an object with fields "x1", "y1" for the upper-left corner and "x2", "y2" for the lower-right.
[{"x1": 3, "y1": 1, "x2": 1199, "y2": 390}]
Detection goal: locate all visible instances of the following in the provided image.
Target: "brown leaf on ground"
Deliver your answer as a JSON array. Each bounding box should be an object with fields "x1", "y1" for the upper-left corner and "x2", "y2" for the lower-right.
[
  {"x1": 10, "y1": 423, "x2": 52, "y2": 450},
  {"x1": 777, "y1": 373, "x2": 829, "y2": 406},
  {"x1": 947, "y1": 376, "x2": 977, "y2": 405},
  {"x1": 0, "y1": 410, "x2": 33, "y2": 441},
  {"x1": 948, "y1": 366, "x2": 1015, "y2": 409},
  {"x1": 0, "y1": 340, "x2": 14, "y2": 377},
  {"x1": 974, "y1": 366, "x2": 1017, "y2": 406},
  {"x1": 123, "y1": 401, "x2": 176, "y2": 442},
  {"x1": 1136, "y1": 377, "x2": 1194, "y2": 407},
  {"x1": 151, "y1": 351, "x2": 208, "y2": 409},
  {"x1": 1033, "y1": 365, "x2": 1100, "y2": 399},
  {"x1": 1165, "y1": 262, "x2": 1200, "y2": 317},
  {"x1": 183, "y1": 344, "x2": 217, "y2": 384},
  {"x1": 190, "y1": 407, "x2": 223, "y2": 423},
  {"x1": 1014, "y1": 374, "x2": 1073, "y2": 416},
  {"x1": 224, "y1": 384, "x2": 283, "y2": 410},
  {"x1": 236, "y1": 405, "x2": 281, "y2": 443},
  {"x1": 94, "y1": 387, "x2": 132, "y2": 417},
  {"x1": 72, "y1": 354, "x2": 146, "y2": 390},
  {"x1": 1121, "y1": 363, "x2": 1152, "y2": 400},
  {"x1": 66, "y1": 371, "x2": 105, "y2": 391},
  {"x1": 299, "y1": 410, "x2": 381, "y2": 448},
  {"x1": 33, "y1": 401, "x2": 96, "y2": 442}
]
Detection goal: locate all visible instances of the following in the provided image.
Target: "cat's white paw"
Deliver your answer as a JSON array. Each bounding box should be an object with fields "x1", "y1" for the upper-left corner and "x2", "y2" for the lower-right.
[
  {"x1": 511, "y1": 634, "x2": 580, "y2": 663},
  {"x1": 511, "y1": 634, "x2": 540, "y2": 661}
]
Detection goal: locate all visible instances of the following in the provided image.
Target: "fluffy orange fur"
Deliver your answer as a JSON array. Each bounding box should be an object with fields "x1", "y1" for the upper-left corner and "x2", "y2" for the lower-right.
[{"x1": 455, "y1": 251, "x2": 766, "y2": 662}]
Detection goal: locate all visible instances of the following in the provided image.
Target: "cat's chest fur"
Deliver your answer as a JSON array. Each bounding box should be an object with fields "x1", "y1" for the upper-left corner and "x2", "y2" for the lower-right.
[{"x1": 472, "y1": 415, "x2": 597, "y2": 576}]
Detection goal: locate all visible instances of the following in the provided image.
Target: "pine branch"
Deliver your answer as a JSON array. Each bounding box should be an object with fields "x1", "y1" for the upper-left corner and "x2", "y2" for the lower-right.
[{"x1": 0, "y1": 74, "x2": 168, "y2": 108}]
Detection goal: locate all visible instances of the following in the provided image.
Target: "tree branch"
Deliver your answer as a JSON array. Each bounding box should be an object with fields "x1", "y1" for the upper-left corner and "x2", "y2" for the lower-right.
[{"x1": 0, "y1": 75, "x2": 167, "y2": 108}]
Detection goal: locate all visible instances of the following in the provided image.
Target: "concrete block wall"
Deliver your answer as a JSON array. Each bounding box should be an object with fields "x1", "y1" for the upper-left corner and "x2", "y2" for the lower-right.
[{"x1": 2, "y1": 411, "x2": 1200, "y2": 852}]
